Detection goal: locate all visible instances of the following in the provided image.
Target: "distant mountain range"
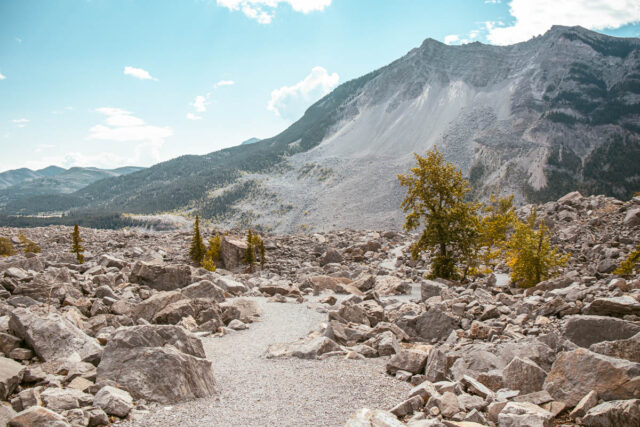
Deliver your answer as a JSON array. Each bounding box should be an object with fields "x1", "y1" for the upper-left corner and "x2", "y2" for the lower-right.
[
  {"x1": 1, "y1": 26, "x2": 639, "y2": 231},
  {"x1": 0, "y1": 166, "x2": 144, "y2": 214}
]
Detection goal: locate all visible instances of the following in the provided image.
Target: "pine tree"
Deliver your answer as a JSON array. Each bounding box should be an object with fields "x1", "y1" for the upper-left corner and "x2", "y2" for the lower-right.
[
  {"x1": 189, "y1": 215, "x2": 206, "y2": 266},
  {"x1": 398, "y1": 147, "x2": 480, "y2": 279},
  {"x1": 71, "y1": 224, "x2": 85, "y2": 264},
  {"x1": 243, "y1": 229, "x2": 256, "y2": 272},
  {"x1": 505, "y1": 208, "x2": 569, "y2": 288}
]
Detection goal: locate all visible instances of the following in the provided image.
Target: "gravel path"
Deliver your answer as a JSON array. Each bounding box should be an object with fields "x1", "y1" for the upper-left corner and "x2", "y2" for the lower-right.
[{"x1": 130, "y1": 297, "x2": 411, "y2": 426}]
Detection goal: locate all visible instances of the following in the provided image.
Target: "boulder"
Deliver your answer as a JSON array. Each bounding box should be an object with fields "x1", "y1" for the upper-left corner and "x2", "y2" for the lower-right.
[
  {"x1": 0, "y1": 404, "x2": 17, "y2": 426},
  {"x1": 320, "y1": 249, "x2": 343, "y2": 266},
  {"x1": 181, "y1": 280, "x2": 225, "y2": 303},
  {"x1": 220, "y1": 237, "x2": 247, "y2": 270},
  {"x1": 589, "y1": 332, "x2": 640, "y2": 362},
  {"x1": 374, "y1": 276, "x2": 411, "y2": 296},
  {"x1": 421, "y1": 280, "x2": 449, "y2": 301},
  {"x1": 345, "y1": 408, "x2": 405, "y2": 427},
  {"x1": 40, "y1": 388, "x2": 92, "y2": 412},
  {"x1": 583, "y1": 399, "x2": 640, "y2": 427},
  {"x1": 498, "y1": 402, "x2": 553, "y2": 427},
  {"x1": 301, "y1": 275, "x2": 354, "y2": 293},
  {"x1": 0, "y1": 357, "x2": 25, "y2": 400},
  {"x1": 9, "y1": 308, "x2": 102, "y2": 364},
  {"x1": 264, "y1": 337, "x2": 342, "y2": 359},
  {"x1": 8, "y1": 406, "x2": 70, "y2": 427},
  {"x1": 562, "y1": 315, "x2": 640, "y2": 348},
  {"x1": 386, "y1": 350, "x2": 429, "y2": 375},
  {"x1": 502, "y1": 357, "x2": 547, "y2": 394},
  {"x1": 132, "y1": 290, "x2": 184, "y2": 321},
  {"x1": 220, "y1": 298, "x2": 262, "y2": 323},
  {"x1": 129, "y1": 261, "x2": 191, "y2": 291},
  {"x1": 623, "y1": 208, "x2": 640, "y2": 227},
  {"x1": 93, "y1": 386, "x2": 133, "y2": 417},
  {"x1": 584, "y1": 296, "x2": 640, "y2": 317},
  {"x1": 543, "y1": 348, "x2": 640, "y2": 407},
  {"x1": 390, "y1": 395, "x2": 424, "y2": 417},
  {"x1": 98, "y1": 255, "x2": 126, "y2": 269},
  {"x1": 396, "y1": 308, "x2": 458, "y2": 342},
  {"x1": 569, "y1": 390, "x2": 598, "y2": 419},
  {"x1": 96, "y1": 325, "x2": 215, "y2": 404}
]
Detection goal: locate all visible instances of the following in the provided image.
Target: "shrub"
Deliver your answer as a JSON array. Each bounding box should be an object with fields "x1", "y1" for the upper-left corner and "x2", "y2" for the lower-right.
[
  {"x1": 0, "y1": 237, "x2": 15, "y2": 257},
  {"x1": 18, "y1": 233, "x2": 41, "y2": 253},
  {"x1": 614, "y1": 245, "x2": 640, "y2": 276},
  {"x1": 189, "y1": 215, "x2": 206, "y2": 266}
]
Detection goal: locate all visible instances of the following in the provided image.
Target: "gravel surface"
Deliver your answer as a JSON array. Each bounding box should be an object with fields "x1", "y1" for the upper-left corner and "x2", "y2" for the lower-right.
[{"x1": 127, "y1": 297, "x2": 411, "y2": 427}]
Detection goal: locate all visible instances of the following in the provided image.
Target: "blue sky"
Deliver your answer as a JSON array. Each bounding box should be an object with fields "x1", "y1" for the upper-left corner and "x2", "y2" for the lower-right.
[{"x1": 1, "y1": 0, "x2": 639, "y2": 172}]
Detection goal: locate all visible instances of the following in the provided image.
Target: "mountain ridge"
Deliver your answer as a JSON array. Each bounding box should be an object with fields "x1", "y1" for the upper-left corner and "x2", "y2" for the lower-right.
[{"x1": 2, "y1": 26, "x2": 639, "y2": 231}]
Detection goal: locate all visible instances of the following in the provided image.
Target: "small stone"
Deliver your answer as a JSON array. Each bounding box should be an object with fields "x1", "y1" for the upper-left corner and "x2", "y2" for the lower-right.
[
  {"x1": 569, "y1": 390, "x2": 598, "y2": 419},
  {"x1": 93, "y1": 386, "x2": 133, "y2": 418}
]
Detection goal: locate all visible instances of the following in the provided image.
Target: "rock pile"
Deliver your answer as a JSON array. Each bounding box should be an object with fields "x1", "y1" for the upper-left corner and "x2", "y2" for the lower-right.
[{"x1": 0, "y1": 191, "x2": 637, "y2": 425}]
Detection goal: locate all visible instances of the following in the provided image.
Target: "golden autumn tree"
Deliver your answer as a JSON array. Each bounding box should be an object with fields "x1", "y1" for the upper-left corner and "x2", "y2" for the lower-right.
[
  {"x1": 505, "y1": 208, "x2": 569, "y2": 288},
  {"x1": 71, "y1": 224, "x2": 85, "y2": 264},
  {"x1": 477, "y1": 195, "x2": 516, "y2": 270},
  {"x1": 398, "y1": 147, "x2": 479, "y2": 280},
  {"x1": 614, "y1": 244, "x2": 640, "y2": 276}
]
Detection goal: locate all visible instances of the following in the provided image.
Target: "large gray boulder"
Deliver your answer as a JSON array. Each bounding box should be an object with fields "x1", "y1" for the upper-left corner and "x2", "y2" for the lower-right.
[
  {"x1": 93, "y1": 386, "x2": 133, "y2": 418},
  {"x1": 584, "y1": 296, "x2": 640, "y2": 317},
  {"x1": 589, "y1": 332, "x2": 640, "y2": 362},
  {"x1": 386, "y1": 350, "x2": 428, "y2": 375},
  {"x1": 96, "y1": 325, "x2": 215, "y2": 404},
  {"x1": 562, "y1": 315, "x2": 640, "y2": 348},
  {"x1": 420, "y1": 280, "x2": 450, "y2": 301},
  {"x1": 0, "y1": 357, "x2": 25, "y2": 400},
  {"x1": 396, "y1": 308, "x2": 458, "y2": 342},
  {"x1": 9, "y1": 308, "x2": 102, "y2": 365},
  {"x1": 8, "y1": 406, "x2": 70, "y2": 427},
  {"x1": 220, "y1": 237, "x2": 247, "y2": 271},
  {"x1": 498, "y1": 402, "x2": 553, "y2": 427},
  {"x1": 129, "y1": 261, "x2": 192, "y2": 291},
  {"x1": 132, "y1": 290, "x2": 184, "y2": 321},
  {"x1": 182, "y1": 280, "x2": 226, "y2": 303},
  {"x1": 543, "y1": 348, "x2": 640, "y2": 407},
  {"x1": 583, "y1": 399, "x2": 640, "y2": 427}
]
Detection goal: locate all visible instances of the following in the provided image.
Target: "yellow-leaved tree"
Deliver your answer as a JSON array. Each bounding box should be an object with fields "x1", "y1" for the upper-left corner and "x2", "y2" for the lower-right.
[
  {"x1": 0, "y1": 237, "x2": 15, "y2": 257},
  {"x1": 477, "y1": 195, "x2": 516, "y2": 271},
  {"x1": 398, "y1": 147, "x2": 479, "y2": 280},
  {"x1": 202, "y1": 233, "x2": 222, "y2": 272},
  {"x1": 505, "y1": 208, "x2": 569, "y2": 288},
  {"x1": 614, "y1": 244, "x2": 640, "y2": 276}
]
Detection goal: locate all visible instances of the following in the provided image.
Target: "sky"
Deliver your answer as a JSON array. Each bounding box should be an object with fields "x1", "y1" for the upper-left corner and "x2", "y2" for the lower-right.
[{"x1": 0, "y1": 0, "x2": 639, "y2": 172}]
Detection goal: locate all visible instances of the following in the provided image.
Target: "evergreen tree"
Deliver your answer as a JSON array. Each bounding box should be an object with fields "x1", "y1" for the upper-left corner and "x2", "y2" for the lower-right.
[
  {"x1": 398, "y1": 147, "x2": 479, "y2": 279},
  {"x1": 243, "y1": 229, "x2": 256, "y2": 272},
  {"x1": 614, "y1": 244, "x2": 640, "y2": 276},
  {"x1": 189, "y1": 215, "x2": 206, "y2": 266},
  {"x1": 71, "y1": 224, "x2": 85, "y2": 264},
  {"x1": 505, "y1": 208, "x2": 569, "y2": 288}
]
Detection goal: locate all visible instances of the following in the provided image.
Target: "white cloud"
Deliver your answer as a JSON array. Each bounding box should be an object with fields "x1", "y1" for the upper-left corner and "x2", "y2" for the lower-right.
[
  {"x1": 186, "y1": 113, "x2": 202, "y2": 120},
  {"x1": 123, "y1": 66, "x2": 158, "y2": 81},
  {"x1": 268, "y1": 66, "x2": 339, "y2": 121},
  {"x1": 444, "y1": 35, "x2": 460, "y2": 45},
  {"x1": 486, "y1": 0, "x2": 640, "y2": 45},
  {"x1": 88, "y1": 108, "x2": 172, "y2": 164},
  {"x1": 15, "y1": 37, "x2": 22, "y2": 43},
  {"x1": 12, "y1": 118, "x2": 29, "y2": 128},
  {"x1": 217, "y1": 0, "x2": 332, "y2": 24},
  {"x1": 214, "y1": 80, "x2": 235, "y2": 88},
  {"x1": 0, "y1": 72, "x2": 6, "y2": 80},
  {"x1": 192, "y1": 96, "x2": 208, "y2": 113}
]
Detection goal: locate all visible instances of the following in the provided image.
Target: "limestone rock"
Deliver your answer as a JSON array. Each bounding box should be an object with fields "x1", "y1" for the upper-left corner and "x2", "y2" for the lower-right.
[
  {"x1": 562, "y1": 315, "x2": 640, "y2": 348},
  {"x1": 502, "y1": 357, "x2": 546, "y2": 394},
  {"x1": 93, "y1": 386, "x2": 133, "y2": 418},
  {"x1": 8, "y1": 406, "x2": 70, "y2": 427},
  {"x1": 129, "y1": 261, "x2": 192, "y2": 291},
  {"x1": 498, "y1": 402, "x2": 553, "y2": 427},
  {"x1": 589, "y1": 332, "x2": 640, "y2": 362},
  {"x1": 345, "y1": 408, "x2": 405, "y2": 427},
  {"x1": 582, "y1": 399, "x2": 640, "y2": 427},
  {"x1": 543, "y1": 348, "x2": 640, "y2": 407},
  {"x1": 387, "y1": 350, "x2": 429, "y2": 375},
  {"x1": 9, "y1": 308, "x2": 103, "y2": 365},
  {"x1": 0, "y1": 357, "x2": 25, "y2": 400},
  {"x1": 97, "y1": 325, "x2": 215, "y2": 404},
  {"x1": 220, "y1": 237, "x2": 247, "y2": 271}
]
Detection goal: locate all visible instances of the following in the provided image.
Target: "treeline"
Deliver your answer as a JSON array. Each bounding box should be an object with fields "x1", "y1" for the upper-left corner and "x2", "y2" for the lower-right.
[{"x1": 0, "y1": 213, "x2": 136, "y2": 229}]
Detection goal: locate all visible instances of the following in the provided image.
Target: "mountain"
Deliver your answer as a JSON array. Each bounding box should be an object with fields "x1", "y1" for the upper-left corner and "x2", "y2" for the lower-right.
[
  {"x1": 3, "y1": 26, "x2": 639, "y2": 231},
  {"x1": 240, "y1": 137, "x2": 261, "y2": 146},
  {"x1": 0, "y1": 166, "x2": 145, "y2": 213}
]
